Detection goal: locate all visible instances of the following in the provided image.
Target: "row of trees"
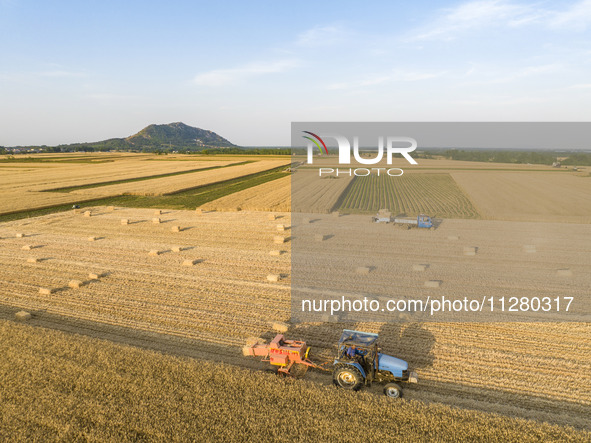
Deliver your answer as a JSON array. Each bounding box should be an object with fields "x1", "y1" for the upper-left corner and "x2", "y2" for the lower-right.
[{"x1": 443, "y1": 149, "x2": 558, "y2": 165}]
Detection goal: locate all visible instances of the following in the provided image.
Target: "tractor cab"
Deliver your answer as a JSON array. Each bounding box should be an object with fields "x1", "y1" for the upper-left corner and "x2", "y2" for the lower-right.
[
  {"x1": 417, "y1": 214, "x2": 433, "y2": 228},
  {"x1": 336, "y1": 329, "x2": 379, "y2": 379},
  {"x1": 333, "y1": 329, "x2": 418, "y2": 398}
]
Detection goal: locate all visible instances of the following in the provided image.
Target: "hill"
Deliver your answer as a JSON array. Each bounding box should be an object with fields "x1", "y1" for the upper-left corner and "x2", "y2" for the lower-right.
[
  {"x1": 3, "y1": 123, "x2": 237, "y2": 153},
  {"x1": 126, "y1": 122, "x2": 235, "y2": 149}
]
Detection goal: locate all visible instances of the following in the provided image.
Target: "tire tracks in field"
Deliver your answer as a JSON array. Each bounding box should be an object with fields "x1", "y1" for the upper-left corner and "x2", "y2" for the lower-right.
[{"x1": 1, "y1": 302, "x2": 590, "y2": 431}]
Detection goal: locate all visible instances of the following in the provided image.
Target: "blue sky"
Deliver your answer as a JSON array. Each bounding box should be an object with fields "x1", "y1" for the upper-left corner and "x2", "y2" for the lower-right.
[{"x1": 1, "y1": 0, "x2": 590, "y2": 146}]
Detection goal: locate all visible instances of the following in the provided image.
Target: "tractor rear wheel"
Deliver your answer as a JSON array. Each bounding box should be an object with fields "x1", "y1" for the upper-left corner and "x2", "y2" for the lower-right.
[
  {"x1": 383, "y1": 383, "x2": 402, "y2": 398},
  {"x1": 333, "y1": 364, "x2": 364, "y2": 391}
]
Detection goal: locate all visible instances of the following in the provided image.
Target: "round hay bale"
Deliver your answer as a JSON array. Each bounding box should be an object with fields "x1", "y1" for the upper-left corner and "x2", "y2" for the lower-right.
[
  {"x1": 21, "y1": 245, "x2": 32, "y2": 250},
  {"x1": 412, "y1": 264, "x2": 428, "y2": 272},
  {"x1": 121, "y1": 219, "x2": 129, "y2": 225},
  {"x1": 268, "y1": 214, "x2": 277, "y2": 221},
  {"x1": 271, "y1": 321, "x2": 289, "y2": 333},
  {"x1": 88, "y1": 273, "x2": 100, "y2": 280},
  {"x1": 314, "y1": 234, "x2": 325, "y2": 242},
  {"x1": 152, "y1": 218, "x2": 161, "y2": 224},
  {"x1": 355, "y1": 266, "x2": 370, "y2": 275},
  {"x1": 88, "y1": 236, "x2": 97, "y2": 242},
  {"x1": 303, "y1": 217, "x2": 311, "y2": 224},
  {"x1": 39, "y1": 287, "x2": 53, "y2": 295},
  {"x1": 27, "y1": 257, "x2": 39, "y2": 263},
  {"x1": 331, "y1": 211, "x2": 340, "y2": 218},
  {"x1": 83, "y1": 211, "x2": 92, "y2": 217},
  {"x1": 182, "y1": 259, "x2": 197, "y2": 266},
  {"x1": 16, "y1": 233, "x2": 24, "y2": 238},
  {"x1": 269, "y1": 250, "x2": 282, "y2": 256},
  {"x1": 154, "y1": 209, "x2": 162, "y2": 215},
  {"x1": 148, "y1": 250, "x2": 160, "y2": 256},
  {"x1": 463, "y1": 246, "x2": 477, "y2": 256},
  {"x1": 15, "y1": 311, "x2": 31, "y2": 321},
  {"x1": 276, "y1": 224, "x2": 285, "y2": 232},
  {"x1": 172, "y1": 246, "x2": 183, "y2": 252},
  {"x1": 424, "y1": 280, "x2": 442, "y2": 288},
  {"x1": 557, "y1": 268, "x2": 573, "y2": 277},
  {"x1": 68, "y1": 280, "x2": 83, "y2": 289},
  {"x1": 267, "y1": 274, "x2": 280, "y2": 282},
  {"x1": 195, "y1": 208, "x2": 203, "y2": 214},
  {"x1": 171, "y1": 225, "x2": 181, "y2": 232}
]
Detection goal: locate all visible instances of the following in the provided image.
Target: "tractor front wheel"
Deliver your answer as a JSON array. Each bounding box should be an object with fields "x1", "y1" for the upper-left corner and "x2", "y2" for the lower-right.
[
  {"x1": 333, "y1": 365, "x2": 364, "y2": 391},
  {"x1": 383, "y1": 383, "x2": 402, "y2": 398}
]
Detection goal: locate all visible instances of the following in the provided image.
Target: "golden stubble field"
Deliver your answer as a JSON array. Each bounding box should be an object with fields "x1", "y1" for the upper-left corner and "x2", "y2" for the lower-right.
[
  {"x1": 451, "y1": 171, "x2": 591, "y2": 223},
  {"x1": 206, "y1": 156, "x2": 590, "y2": 222},
  {"x1": 2, "y1": 319, "x2": 589, "y2": 442},
  {"x1": 0, "y1": 208, "x2": 589, "y2": 431},
  {"x1": 0, "y1": 153, "x2": 290, "y2": 214}
]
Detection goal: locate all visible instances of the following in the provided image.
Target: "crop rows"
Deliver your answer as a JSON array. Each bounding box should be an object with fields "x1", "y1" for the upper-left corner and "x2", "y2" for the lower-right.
[
  {"x1": 338, "y1": 173, "x2": 479, "y2": 218},
  {"x1": 0, "y1": 208, "x2": 291, "y2": 346},
  {"x1": 291, "y1": 173, "x2": 354, "y2": 213}
]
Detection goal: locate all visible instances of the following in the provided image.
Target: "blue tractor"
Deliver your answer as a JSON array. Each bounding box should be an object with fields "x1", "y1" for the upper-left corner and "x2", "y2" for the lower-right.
[{"x1": 333, "y1": 329, "x2": 418, "y2": 398}]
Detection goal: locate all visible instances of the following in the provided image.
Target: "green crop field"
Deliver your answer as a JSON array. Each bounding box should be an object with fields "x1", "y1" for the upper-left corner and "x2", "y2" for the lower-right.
[{"x1": 337, "y1": 173, "x2": 479, "y2": 219}]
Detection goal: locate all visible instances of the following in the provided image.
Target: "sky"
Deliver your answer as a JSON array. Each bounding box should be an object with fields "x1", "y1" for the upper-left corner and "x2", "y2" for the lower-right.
[{"x1": 1, "y1": 0, "x2": 591, "y2": 146}]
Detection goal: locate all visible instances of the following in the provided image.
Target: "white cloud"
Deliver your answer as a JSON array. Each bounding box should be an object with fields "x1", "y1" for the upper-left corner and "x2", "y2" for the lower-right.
[
  {"x1": 552, "y1": 0, "x2": 591, "y2": 30},
  {"x1": 295, "y1": 25, "x2": 344, "y2": 47},
  {"x1": 408, "y1": 0, "x2": 545, "y2": 41},
  {"x1": 193, "y1": 59, "x2": 300, "y2": 86},
  {"x1": 406, "y1": 0, "x2": 591, "y2": 41}
]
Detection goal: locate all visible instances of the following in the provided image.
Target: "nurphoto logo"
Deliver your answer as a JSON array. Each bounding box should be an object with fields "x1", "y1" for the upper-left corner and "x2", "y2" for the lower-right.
[{"x1": 302, "y1": 131, "x2": 418, "y2": 176}]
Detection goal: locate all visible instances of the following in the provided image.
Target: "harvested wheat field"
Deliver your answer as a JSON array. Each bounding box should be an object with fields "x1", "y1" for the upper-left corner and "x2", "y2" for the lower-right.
[
  {"x1": 0, "y1": 153, "x2": 289, "y2": 215},
  {"x1": 1, "y1": 320, "x2": 589, "y2": 442},
  {"x1": 291, "y1": 215, "x2": 590, "y2": 313},
  {"x1": 0, "y1": 208, "x2": 291, "y2": 345},
  {"x1": 70, "y1": 160, "x2": 289, "y2": 198},
  {"x1": 291, "y1": 174, "x2": 354, "y2": 213},
  {"x1": 0, "y1": 208, "x2": 589, "y2": 432},
  {"x1": 202, "y1": 175, "x2": 291, "y2": 212},
  {"x1": 451, "y1": 171, "x2": 591, "y2": 223}
]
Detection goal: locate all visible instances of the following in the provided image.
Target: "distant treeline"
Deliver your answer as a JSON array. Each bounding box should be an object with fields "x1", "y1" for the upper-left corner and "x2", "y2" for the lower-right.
[
  {"x1": 442, "y1": 149, "x2": 591, "y2": 166},
  {"x1": 560, "y1": 153, "x2": 591, "y2": 166},
  {"x1": 1, "y1": 144, "x2": 292, "y2": 155}
]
